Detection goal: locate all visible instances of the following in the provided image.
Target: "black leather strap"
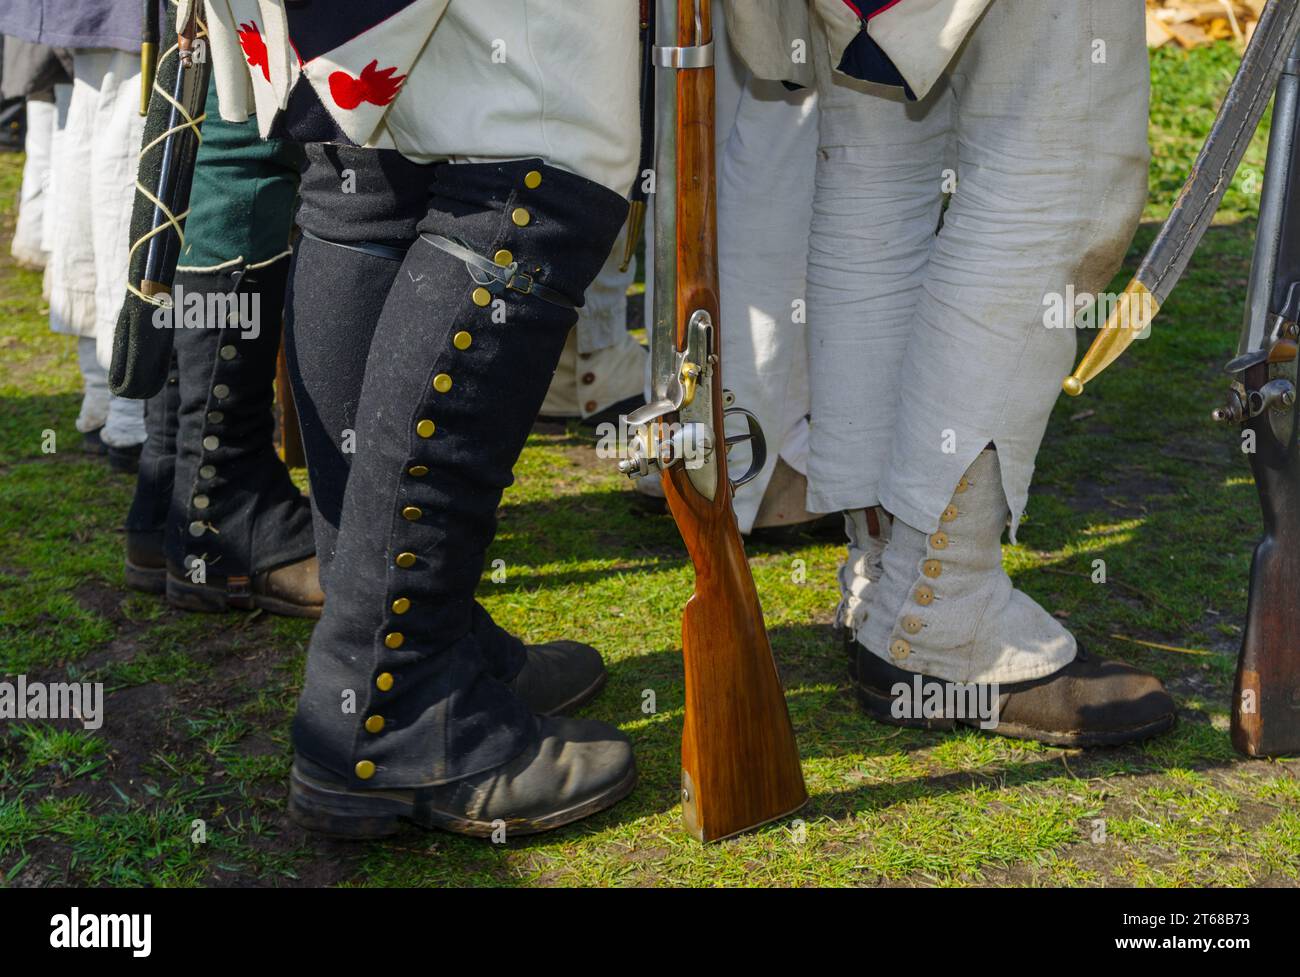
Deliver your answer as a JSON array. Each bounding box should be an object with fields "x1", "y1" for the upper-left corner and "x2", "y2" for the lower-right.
[
  {"x1": 299, "y1": 228, "x2": 409, "y2": 262},
  {"x1": 419, "y1": 233, "x2": 576, "y2": 309}
]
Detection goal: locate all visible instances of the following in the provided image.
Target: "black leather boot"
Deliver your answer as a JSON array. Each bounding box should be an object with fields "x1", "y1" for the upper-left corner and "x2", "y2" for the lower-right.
[
  {"x1": 163, "y1": 259, "x2": 320, "y2": 618},
  {"x1": 289, "y1": 715, "x2": 635, "y2": 839},
  {"x1": 287, "y1": 159, "x2": 634, "y2": 836},
  {"x1": 123, "y1": 353, "x2": 180, "y2": 593},
  {"x1": 287, "y1": 147, "x2": 611, "y2": 718}
]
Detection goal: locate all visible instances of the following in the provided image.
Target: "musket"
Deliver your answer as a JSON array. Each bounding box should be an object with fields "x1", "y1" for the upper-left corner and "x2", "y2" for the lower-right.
[
  {"x1": 1214, "y1": 31, "x2": 1300, "y2": 758},
  {"x1": 1063, "y1": 0, "x2": 1300, "y2": 397},
  {"x1": 109, "y1": 1, "x2": 212, "y2": 398},
  {"x1": 1062, "y1": 0, "x2": 1300, "y2": 756},
  {"x1": 617, "y1": 0, "x2": 808, "y2": 841}
]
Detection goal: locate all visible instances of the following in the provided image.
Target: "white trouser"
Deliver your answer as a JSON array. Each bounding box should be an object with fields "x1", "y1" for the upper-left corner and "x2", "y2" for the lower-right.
[
  {"x1": 41, "y1": 83, "x2": 72, "y2": 303},
  {"x1": 12, "y1": 97, "x2": 56, "y2": 269},
  {"x1": 47, "y1": 50, "x2": 146, "y2": 445},
  {"x1": 198, "y1": 0, "x2": 639, "y2": 197},
  {"x1": 75, "y1": 337, "x2": 109, "y2": 434},
  {"x1": 542, "y1": 245, "x2": 647, "y2": 419},
  {"x1": 578, "y1": 247, "x2": 638, "y2": 356},
  {"x1": 76, "y1": 336, "x2": 147, "y2": 446},
  {"x1": 717, "y1": 60, "x2": 819, "y2": 531},
  {"x1": 806, "y1": 0, "x2": 1149, "y2": 540},
  {"x1": 47, "y1": 49, "x2": 144, "y2": 359},
  {"x1": 646, "y1": 4, "x2": 817, "y2": 532}
]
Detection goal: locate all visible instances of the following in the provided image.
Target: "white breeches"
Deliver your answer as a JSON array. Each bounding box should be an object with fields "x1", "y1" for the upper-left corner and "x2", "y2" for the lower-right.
[
  {"x1": 716, "y1": 31, "x2": 819, "y2": 532},
  {"x1": 43, "y1": 52, "x2": 146, "y2": 445},
  {"x1": 46, "y1": 48, "x2": 144, "y2": 370},
  {"x1": 646, "y1": 4, "x2": 819, "y2": 532},
  {"x1": 805, "y1": 0, "x2": 1150, "y2": 539},
  {"x1": 12, "y1": 96, "x2": 56, "y2": 269}
]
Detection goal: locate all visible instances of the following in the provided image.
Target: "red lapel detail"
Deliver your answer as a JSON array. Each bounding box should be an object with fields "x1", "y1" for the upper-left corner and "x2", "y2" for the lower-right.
[
  {"x1": 238, "y1": 22, "x2": 272, "y2": 82},
  {"x1": 328, "y1": 60, "x2": 407, "y2": 110}
]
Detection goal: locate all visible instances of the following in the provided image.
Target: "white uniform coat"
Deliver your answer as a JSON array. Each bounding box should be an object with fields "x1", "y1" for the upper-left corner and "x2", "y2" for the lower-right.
[{"x1": 177, "y1": 0, "x2": 640, "y2": 196}]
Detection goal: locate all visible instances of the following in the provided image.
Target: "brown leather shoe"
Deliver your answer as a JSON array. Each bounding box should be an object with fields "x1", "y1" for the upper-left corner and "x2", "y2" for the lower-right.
[
  {"x1": 852, "y1": 644, "x2": 1176, "y2": 747},
  {"x1": 166, "y1": 554, "x2": 324, "y2": 619},
  {"x1": 252, "y1": 555, "x2": 325, "y2": 618},
  {"x1": 124, "y1": 530, "x2": 167, "y2": 594}
]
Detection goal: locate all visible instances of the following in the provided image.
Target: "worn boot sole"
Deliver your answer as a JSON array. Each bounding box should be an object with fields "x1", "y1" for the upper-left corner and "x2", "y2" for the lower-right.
[
  {"x1": 985, "y1": 713, "x2": 1176, "y2": 748},
  {"x1": 852, "y1": 678, "x2": 1176, "y2": 746},
  {"x1": 287, "y1": 761, "x2": 638, "y2": 840},
  {"x1": 852, "y1": 677, "x2": 961, "y2": 733},
  {"x1": 125, "y1": 560, "x2": 166, "y2": 595},
  {"x1": 166, "y1": 573, "x2": 323, "y2": 620}
]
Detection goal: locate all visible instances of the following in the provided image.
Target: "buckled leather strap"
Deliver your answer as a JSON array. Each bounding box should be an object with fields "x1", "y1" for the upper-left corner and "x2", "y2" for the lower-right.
[{"x1": 419, "y1": 233, "x2": 575, "y2": 310}]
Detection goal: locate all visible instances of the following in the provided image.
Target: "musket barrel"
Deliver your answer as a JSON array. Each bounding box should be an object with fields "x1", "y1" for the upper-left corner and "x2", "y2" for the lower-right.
[
  {"x1": 1239, "y1": 32, "x2": 1300, "y2": 356},
  {"x1": 651, "y1": 0, "x2": 681, "y2": 402}
]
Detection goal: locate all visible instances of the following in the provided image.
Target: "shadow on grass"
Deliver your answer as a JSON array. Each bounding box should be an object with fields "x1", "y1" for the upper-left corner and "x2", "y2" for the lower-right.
[
  {"x1": 0, "y1": 222, "x2": 1285, "y2": 884},
  {"x1": 0, "y1": 390, "x2": 87, "y2": 467},
  {"x1": 341, "y1": 642, "x2": 1241, "y2": 880}
]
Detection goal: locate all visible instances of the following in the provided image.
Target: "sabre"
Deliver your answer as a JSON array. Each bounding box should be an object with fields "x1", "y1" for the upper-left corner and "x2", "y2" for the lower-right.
[
  {"x1": 108, "y1": 1, "x2": 212, "y2": 399},
  {"x1": 1064, "y1": 0, "x2": 1300, "y2": 397}
]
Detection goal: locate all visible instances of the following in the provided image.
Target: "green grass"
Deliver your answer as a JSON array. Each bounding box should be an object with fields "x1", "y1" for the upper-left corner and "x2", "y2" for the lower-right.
[{"x1": 1, "y1": 43, "x2": 1298, "y2": 887}]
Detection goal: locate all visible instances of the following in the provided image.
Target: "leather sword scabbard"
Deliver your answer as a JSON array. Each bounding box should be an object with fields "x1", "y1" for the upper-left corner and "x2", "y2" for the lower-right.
[{"x1": 109, "y1": 5, "x2": 211, "y2": 399}]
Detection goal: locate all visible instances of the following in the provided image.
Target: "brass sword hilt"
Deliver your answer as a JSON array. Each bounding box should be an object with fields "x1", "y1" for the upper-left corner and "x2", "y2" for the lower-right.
[{"x1": 1062, "y1": 280, "x2": 1160, "y2": 396}]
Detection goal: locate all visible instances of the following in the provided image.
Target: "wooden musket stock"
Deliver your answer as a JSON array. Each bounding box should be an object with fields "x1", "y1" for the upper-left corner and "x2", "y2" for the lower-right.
[
  {"x1": 1227, "y1": 28, "x2": 1300, "y2": 756},
  {"x1": 660, "y1": 0, "x2": 808, "y2": 841},
  {"x1": 1233, "y1": 360, "x2": 1300, "y2": 756}
]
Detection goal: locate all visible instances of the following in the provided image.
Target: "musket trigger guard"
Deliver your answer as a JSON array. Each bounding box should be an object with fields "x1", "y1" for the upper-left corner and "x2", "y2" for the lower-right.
[{"x1": 724, "y1": 406, "x2": 767, "y2": 490}]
